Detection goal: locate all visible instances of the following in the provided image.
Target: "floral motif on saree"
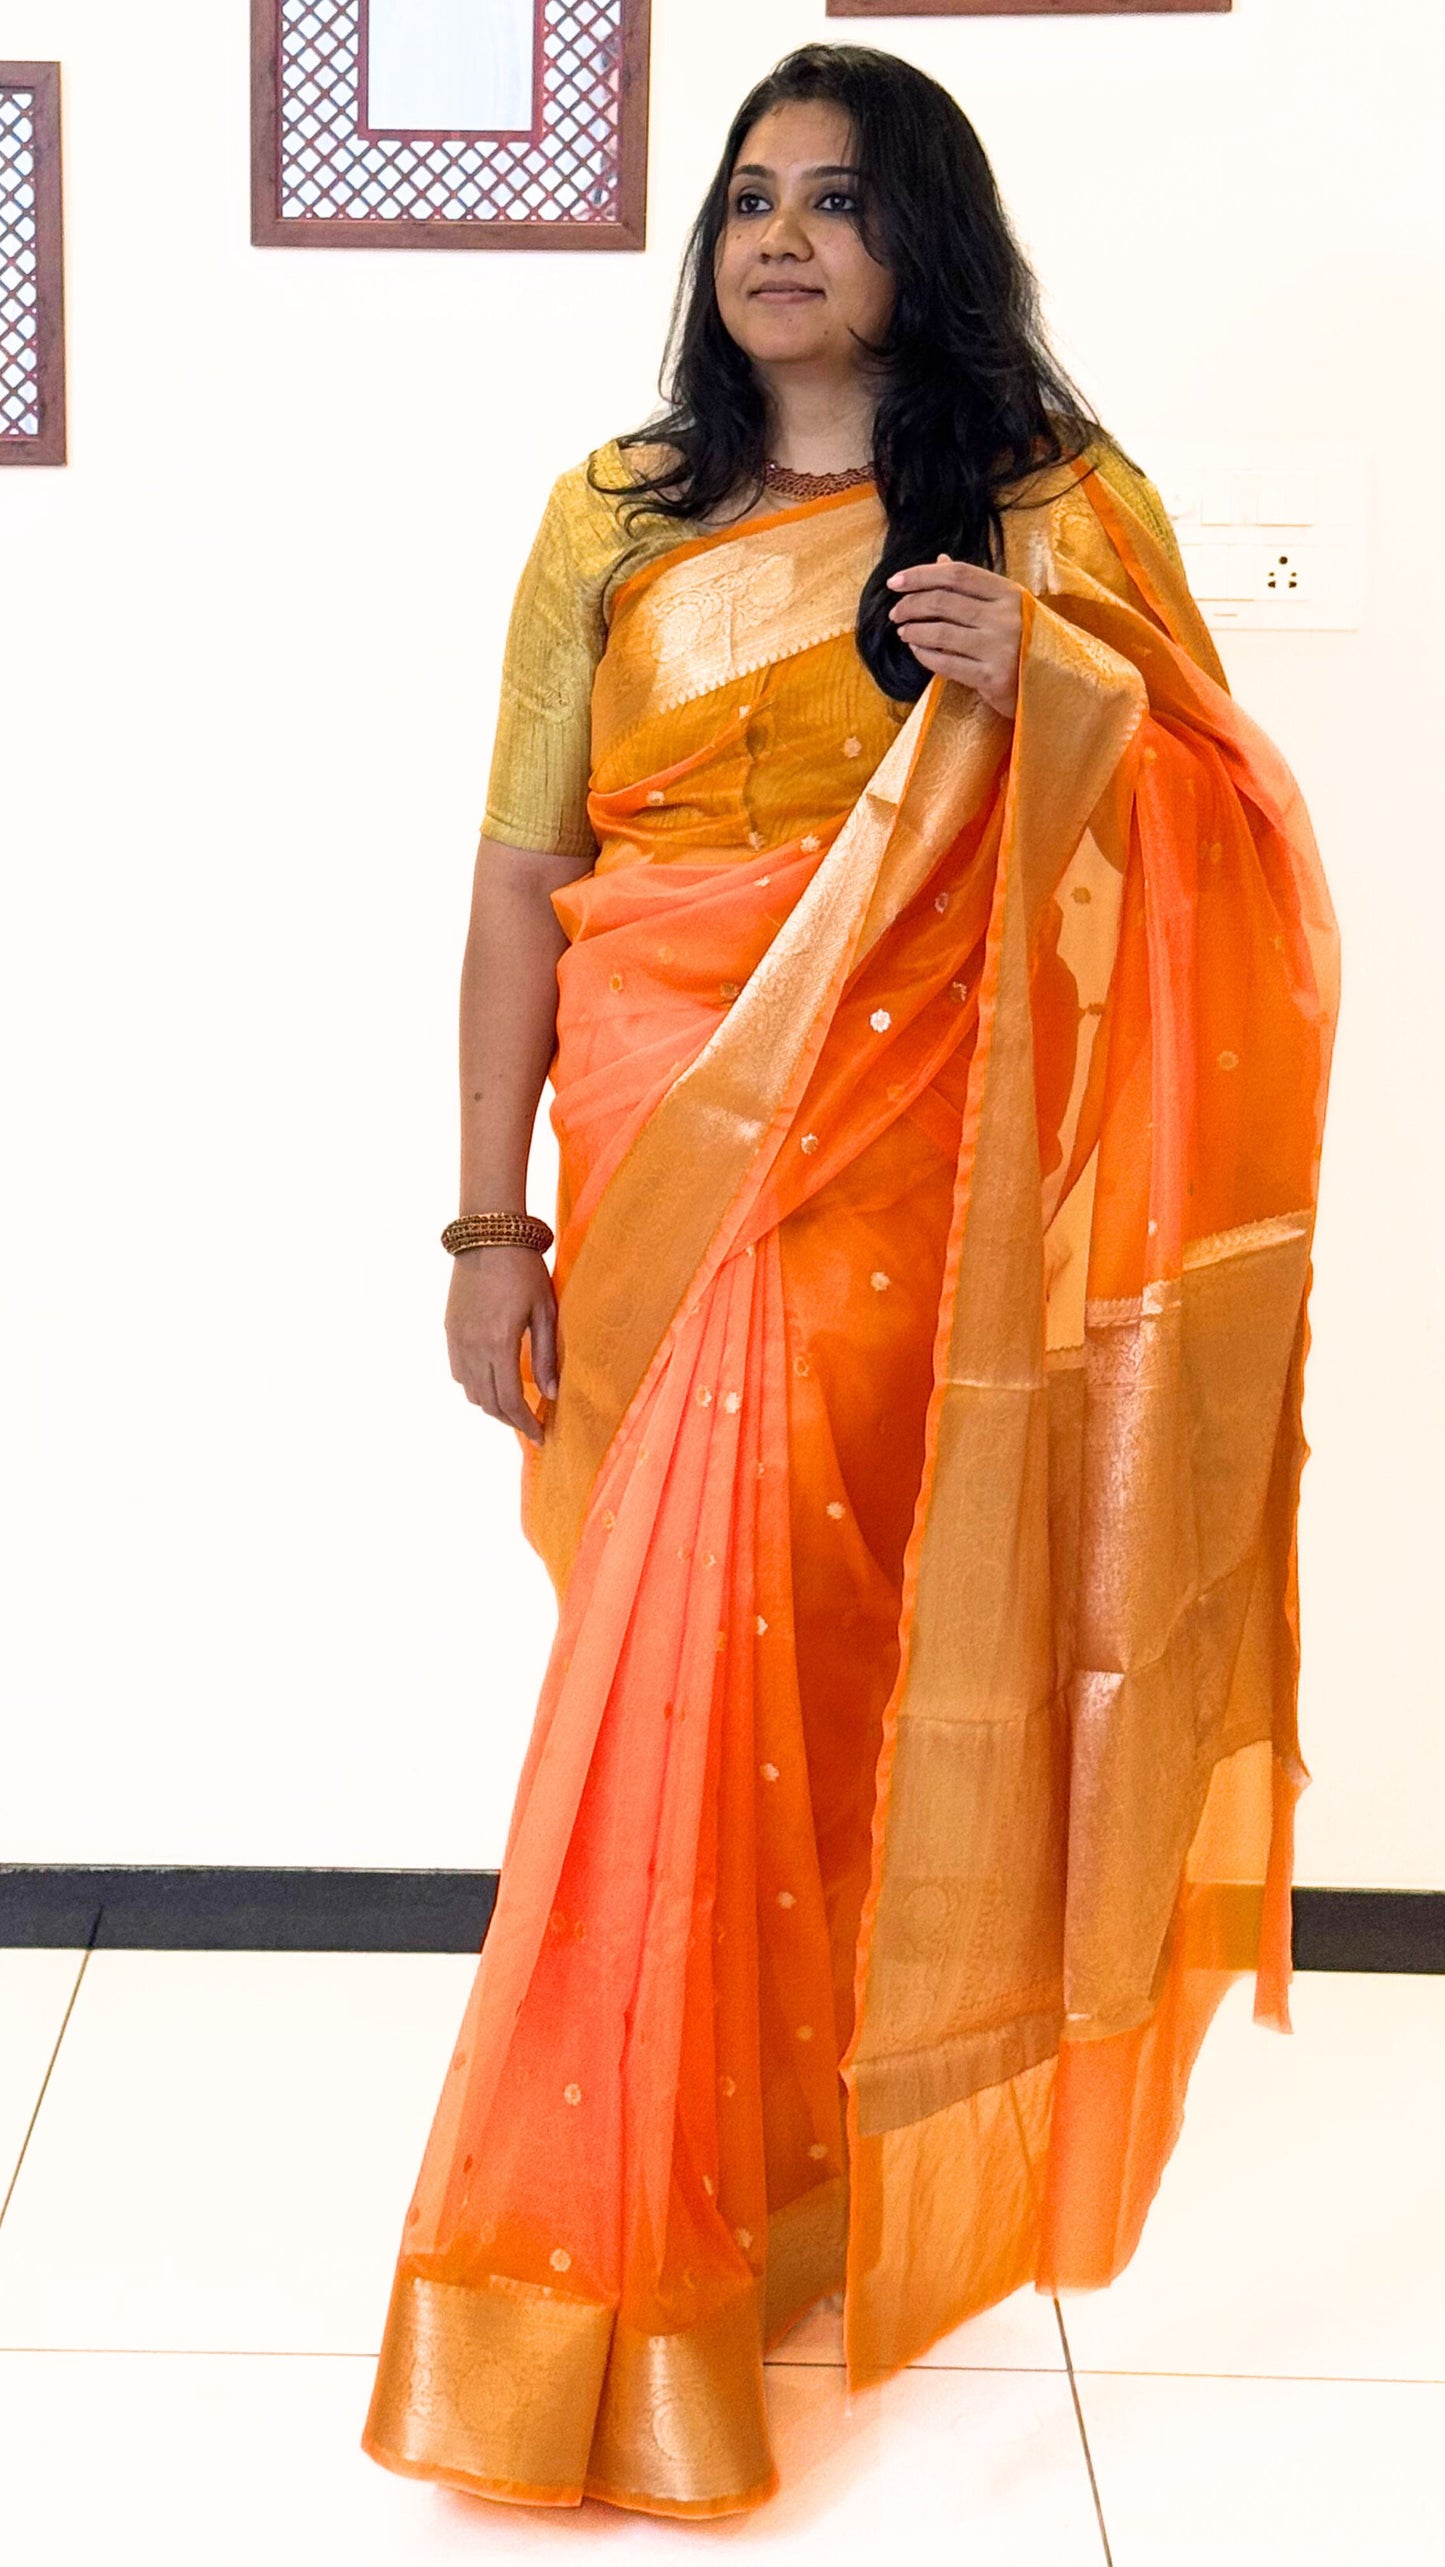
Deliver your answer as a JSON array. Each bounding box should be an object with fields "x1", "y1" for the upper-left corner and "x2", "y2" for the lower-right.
[{"x1": 362, "y1": 455, "x2": 1339, "y2": 2517}]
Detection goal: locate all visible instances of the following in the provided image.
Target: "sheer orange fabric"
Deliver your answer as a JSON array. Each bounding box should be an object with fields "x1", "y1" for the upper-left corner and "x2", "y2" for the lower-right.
[{"x1": 363, "y1": 461, "x2": 1338, "y2": 2517}]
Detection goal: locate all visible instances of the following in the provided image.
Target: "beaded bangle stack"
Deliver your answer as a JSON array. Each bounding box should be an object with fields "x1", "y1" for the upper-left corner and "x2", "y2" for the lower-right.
[{"x1": 441, "y1": 1211, "x2": 554, "y2": 1256}]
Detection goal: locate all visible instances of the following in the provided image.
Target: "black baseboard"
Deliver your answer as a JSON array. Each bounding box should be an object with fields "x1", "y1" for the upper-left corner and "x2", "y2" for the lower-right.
[
  {"x1": 0, "y1": 1867, "x2": 497, "y2": 1954},
  {"x1": 1, "y1": 1869, "x2": 1442, "y2": 1971}
]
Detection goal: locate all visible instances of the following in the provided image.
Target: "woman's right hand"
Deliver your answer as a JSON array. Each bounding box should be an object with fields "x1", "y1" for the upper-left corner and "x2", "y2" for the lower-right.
[{"x1": 446, "y1": 1247, "x2": 558, "y2": 1447}]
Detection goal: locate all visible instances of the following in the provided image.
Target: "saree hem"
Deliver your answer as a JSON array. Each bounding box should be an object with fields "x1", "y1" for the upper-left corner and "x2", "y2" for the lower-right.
[
  {"x1": 358, "y1": 2446, "x2": 779, "y2": 2522},
  {"x1": 363, "y1": 2265, "x2": 782, "y2": 2519},
  {"x1": 580, "y1": 2471, "x2": 780, "y2": 2520}
]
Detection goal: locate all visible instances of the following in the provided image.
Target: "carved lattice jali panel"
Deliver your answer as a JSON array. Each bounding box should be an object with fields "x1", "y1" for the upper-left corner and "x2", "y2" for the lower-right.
[
  {"x1": 0, "y1": 64, "x2": 64, "y2": 464},
  {"x1": 251, "y1": 0, "x2": 650, "y2": 249},
  {"x1": 0, "y1": 89, "x2": 38, "y2": 437}
]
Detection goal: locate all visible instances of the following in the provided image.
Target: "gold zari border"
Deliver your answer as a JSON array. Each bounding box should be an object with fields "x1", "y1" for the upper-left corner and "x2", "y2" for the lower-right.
[
  {"x1": 363, "y1": 2266, "x2": 777, "y2": 2517},
  {"x1": 364, "y1": 2180, "x2": 851, "y2": 2513},
  {"x1": 596, "y1": 489, "x2": 886, "y2": 735},
  {"x1": 362, "y1": 2266, "x2": 613, "y2": 2502},
  {"x1": 850, "y1": 1212, "x2": 1316, "y2": 2135}
]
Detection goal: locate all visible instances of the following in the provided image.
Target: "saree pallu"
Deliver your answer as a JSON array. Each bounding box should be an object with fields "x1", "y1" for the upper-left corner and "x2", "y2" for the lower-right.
[{"x1": 363, "y1": 463, "x2": 1339, "y2": 2516}]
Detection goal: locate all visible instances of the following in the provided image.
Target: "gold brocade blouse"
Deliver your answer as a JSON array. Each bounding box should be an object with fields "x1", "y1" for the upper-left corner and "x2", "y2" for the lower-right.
[
  {"x1": 482, "y1": 440, "x2": 695, "y2": 860},
  {"x1": 481, "y1": 437, "x2": 1184, "y2": 864}
]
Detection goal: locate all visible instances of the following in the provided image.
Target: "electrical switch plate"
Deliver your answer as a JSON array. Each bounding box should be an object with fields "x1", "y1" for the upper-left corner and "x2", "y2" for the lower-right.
[
  {"x1": 1201, "y1": 467, "x2": 1258, "y2": 526},
  {"x1": 1137, "y1": 438, "x2": 1367, "y2": 631}
]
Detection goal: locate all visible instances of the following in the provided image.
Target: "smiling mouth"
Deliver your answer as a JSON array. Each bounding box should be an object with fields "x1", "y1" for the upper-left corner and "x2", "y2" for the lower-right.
[{"x1": 750, "y1": 283, "x2": 824, "y2": 299}]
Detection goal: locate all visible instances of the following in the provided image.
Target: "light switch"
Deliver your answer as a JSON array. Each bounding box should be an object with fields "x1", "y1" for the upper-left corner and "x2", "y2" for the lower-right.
[
  {"x1": 1202, "y1": 467, "x2": 1257, "y2": 526},
  {"x1": 1156, "y1": 469, "x2": 1200, "y2": 525},
  {"x1": 1257, "y1": 467, "x2": 1315, "y2": 526},
  {"x1": 1183, "y1": 543, "x2": 1252, "y2": 603}
]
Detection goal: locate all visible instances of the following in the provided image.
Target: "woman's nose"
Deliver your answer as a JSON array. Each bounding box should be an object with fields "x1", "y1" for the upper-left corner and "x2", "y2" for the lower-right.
[{"x1": 760, "y1": 207, "x2": 812, "y2": 258}]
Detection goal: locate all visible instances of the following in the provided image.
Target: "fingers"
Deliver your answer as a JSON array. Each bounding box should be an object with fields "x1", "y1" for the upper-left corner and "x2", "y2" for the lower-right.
[
  {"x1": 529, "y1": 1292, "x2": 559, "y2": 1404},
  {"x1": 906, "y1": 642, "x2": 1018, "y2": 715},
  {"x1": 908, "y1": 644, "x2": 993, "y2": 686},
  {"x1": 886, "y1": 558, "x2": 1021, "y2": 717},
  {"x1": 449, "y1": 1329, "x2": 546, "y2": 1444},
  {"x1": 886, "y1": 556, "x2": 1013, "y2": 600},
  {"x1": 485, "y1": 1352, "x2": 545, "y2": 1446},
  {"x1": 892, "y1": 616, "x2": 999, "y2": 660},
  {"x1": 889, "y1": 588, "x2": 1021, "y2": 646},
  {"x1": 446, "y1": 1247, "x2": 553, "y2": 1444},
  {"x1": 888, "y1": 590, "x2": 999, "y2": 636},
  {"x1": 889, "y1": 595, "x2": 994, "y2": 648}
]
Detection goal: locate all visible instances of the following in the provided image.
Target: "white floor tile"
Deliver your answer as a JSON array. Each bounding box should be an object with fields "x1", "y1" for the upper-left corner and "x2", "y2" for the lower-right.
[
  {"x1": 0, "y1": 1948, "x2": 1067, "y2": 2377},
  {"x1": 0, "y1": 2350, "x2": 1105, "y2": 2564},
  {"x1": 0, "y1": 1949, "x2": 477, "y2": 2352},
  {"x1": 770, "y1": 2284, "x2": 1064, "y2": 2370},
  {"x1": 0, "y1": 1949, "x2": 86, "y2": 2195},
  {"x1": 1060, "y1": 1973, "x2": 1445, "y2": 2382},
  {"x1": 733, "y1": 2363, "x2": 1102, "y2": 2556},
  {"x1": 1076, "y1": 2371, "x2": 1445, "y2": 2567}
]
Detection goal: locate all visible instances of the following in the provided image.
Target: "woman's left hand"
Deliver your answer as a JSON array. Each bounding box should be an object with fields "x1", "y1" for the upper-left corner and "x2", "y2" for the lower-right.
[{"x1": 886, "y1": 554, "x2": 1025, "y2": 718}]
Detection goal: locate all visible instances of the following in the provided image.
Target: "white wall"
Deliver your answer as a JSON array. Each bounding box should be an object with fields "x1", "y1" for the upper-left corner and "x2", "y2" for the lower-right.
[{"x1": 3, "y1": 0, "x2": 1441, "y2": 1885}]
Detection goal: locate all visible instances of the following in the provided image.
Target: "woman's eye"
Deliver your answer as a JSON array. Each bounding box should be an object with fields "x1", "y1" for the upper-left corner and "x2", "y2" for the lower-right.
[
  {"x1": 818, "y1": 190, "x2": 859, "y2": 215},
  {"x1": 732, "y1": 190, "x2": 769, "y2": 217}
]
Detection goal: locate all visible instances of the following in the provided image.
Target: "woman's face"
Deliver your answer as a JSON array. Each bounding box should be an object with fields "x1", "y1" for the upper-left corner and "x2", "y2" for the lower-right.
[{"x1": 713, "y1": 100, "x2": 895, "y2": 379}]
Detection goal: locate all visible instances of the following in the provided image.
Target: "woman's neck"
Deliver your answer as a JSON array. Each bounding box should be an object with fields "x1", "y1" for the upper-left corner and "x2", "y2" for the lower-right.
[{"x1": 761, "y1": 368, "x2": 877, "y2": 474}]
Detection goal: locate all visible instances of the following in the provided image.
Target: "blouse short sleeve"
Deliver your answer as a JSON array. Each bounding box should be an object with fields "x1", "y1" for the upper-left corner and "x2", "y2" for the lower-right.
[{"x1": 481, "y1": 457, "x2": 628, "y2": 860}]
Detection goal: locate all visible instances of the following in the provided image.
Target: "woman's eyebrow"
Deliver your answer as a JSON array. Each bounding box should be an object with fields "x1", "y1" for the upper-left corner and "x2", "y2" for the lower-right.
[{"x1": 730, "y1": 163, "x2": 863, "y2": 182}]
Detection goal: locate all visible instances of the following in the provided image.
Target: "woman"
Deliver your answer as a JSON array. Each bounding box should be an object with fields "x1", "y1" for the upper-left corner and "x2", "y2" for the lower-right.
[{"x1": 363, "y1": 44, "x2": 1338, "y2": 2520}]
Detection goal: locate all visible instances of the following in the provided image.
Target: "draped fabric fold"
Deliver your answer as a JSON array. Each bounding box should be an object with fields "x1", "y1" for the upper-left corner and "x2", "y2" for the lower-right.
[{"x1": 363, "y1": 455, "x2": 1338, "y2": 2514}]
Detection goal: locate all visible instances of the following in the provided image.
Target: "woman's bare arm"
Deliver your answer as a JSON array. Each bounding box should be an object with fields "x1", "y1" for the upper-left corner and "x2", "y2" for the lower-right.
[{"x1": 447, "y1": 833, "x2": 592, "y2": 1444}]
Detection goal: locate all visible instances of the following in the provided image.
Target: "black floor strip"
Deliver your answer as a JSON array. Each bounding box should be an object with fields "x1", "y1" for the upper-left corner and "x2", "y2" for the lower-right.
[
  {"x1": 0, "y1": 1869, "x2": 1440, "y2": 1967},
  {"x1": 0, "y1": 1867, "x2": 497, "y2": 1952}
]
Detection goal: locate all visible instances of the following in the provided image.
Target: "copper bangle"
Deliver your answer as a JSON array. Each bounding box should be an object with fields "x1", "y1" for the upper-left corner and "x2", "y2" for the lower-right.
[{"x1": 441, "y1": 1211, "x2": 554, "y2": 1256}]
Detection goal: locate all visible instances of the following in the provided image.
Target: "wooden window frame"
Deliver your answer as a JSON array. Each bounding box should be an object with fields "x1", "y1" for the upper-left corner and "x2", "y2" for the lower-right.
[
  {"x1": 0, "y1": 60, "x2": 65, "y2": 467},
  {"x1": 827, "y1": 3, "x2": 1229, "y2": 16},
  {"x1": 250, "y1": 0, "x2": 652, "y2": 252}
]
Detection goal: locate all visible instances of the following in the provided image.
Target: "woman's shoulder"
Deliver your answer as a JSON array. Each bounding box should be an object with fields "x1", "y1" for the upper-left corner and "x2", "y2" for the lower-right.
[
  {"x1": 534, "y1": 437, "x2": 696, "y2": 616},
  {"x1": 1001, "y1": 432, "x2": 1185, "y2": 591},
  {"x1": 999, "y1": 429, "x2": 1170, "y2": 535},
  {"x1": 1082, "y1": 437, "x2": 1177, "y2": 551},
  {"x1": 531, "y1": 442, "x2": 634, "y2": 579},
  {"x1": 542, "y1": 436, "x2": 681, "y2": 538}
]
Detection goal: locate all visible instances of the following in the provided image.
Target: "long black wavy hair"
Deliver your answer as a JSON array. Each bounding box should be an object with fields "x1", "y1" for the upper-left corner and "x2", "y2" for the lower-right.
[{"x1": 598, "y1": 44, "x2": 1109, "y2": 701}]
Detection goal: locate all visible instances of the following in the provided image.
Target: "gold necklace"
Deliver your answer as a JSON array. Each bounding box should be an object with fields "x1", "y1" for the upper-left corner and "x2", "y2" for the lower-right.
[{"x1": 763, "y1": 458, "x2": 874, "y2": 500}]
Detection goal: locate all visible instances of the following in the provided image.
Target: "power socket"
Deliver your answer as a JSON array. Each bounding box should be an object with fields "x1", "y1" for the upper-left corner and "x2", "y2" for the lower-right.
[{"x1": 1264, "y1": 547, "x2": 1304, "y2": 598}]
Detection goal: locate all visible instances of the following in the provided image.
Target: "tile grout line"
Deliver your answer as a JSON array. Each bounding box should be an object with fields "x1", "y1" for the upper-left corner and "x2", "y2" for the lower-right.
[
  {"x1": 0, "y1": 2345, "x2": 1078, "y2": 2370},
  {"x1": 1060, "y1": 2366, "x2": 1445, "y2": 2388},
  {"x1": 1, "y1": 2343, "x2": 1440, "y2": 2389},
  {"x1": 0, "y1": 2351, "x2": 1060, "y2": 2370},
  {"x1": 0, "y1": 1910, "x2": 102, "y2": 2237},
  {"x1": 1053, "y1": 2295, "x2": 1115, "y2": 2567}
]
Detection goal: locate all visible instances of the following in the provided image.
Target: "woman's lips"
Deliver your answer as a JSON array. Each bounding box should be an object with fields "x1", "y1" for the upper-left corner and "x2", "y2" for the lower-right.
[{"x1": 750, "y1": 284, "x2": 824, "y2": 300}]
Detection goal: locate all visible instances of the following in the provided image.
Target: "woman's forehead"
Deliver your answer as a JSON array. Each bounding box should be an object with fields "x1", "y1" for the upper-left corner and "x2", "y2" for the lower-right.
[{"x1": 731, "y1": 100, "x2": 857, "y2": 177}]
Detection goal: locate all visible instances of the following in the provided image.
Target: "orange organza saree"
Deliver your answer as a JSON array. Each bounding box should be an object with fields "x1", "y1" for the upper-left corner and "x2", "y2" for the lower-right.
[{"x1": 363, "y1": 457, "x2": 1339, "y2": 2517}]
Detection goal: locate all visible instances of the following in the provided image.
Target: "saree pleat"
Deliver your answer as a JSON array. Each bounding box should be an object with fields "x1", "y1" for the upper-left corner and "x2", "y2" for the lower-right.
[{"x1": 364, "y1": 456, "x2": 1338, "y2": 2512}]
